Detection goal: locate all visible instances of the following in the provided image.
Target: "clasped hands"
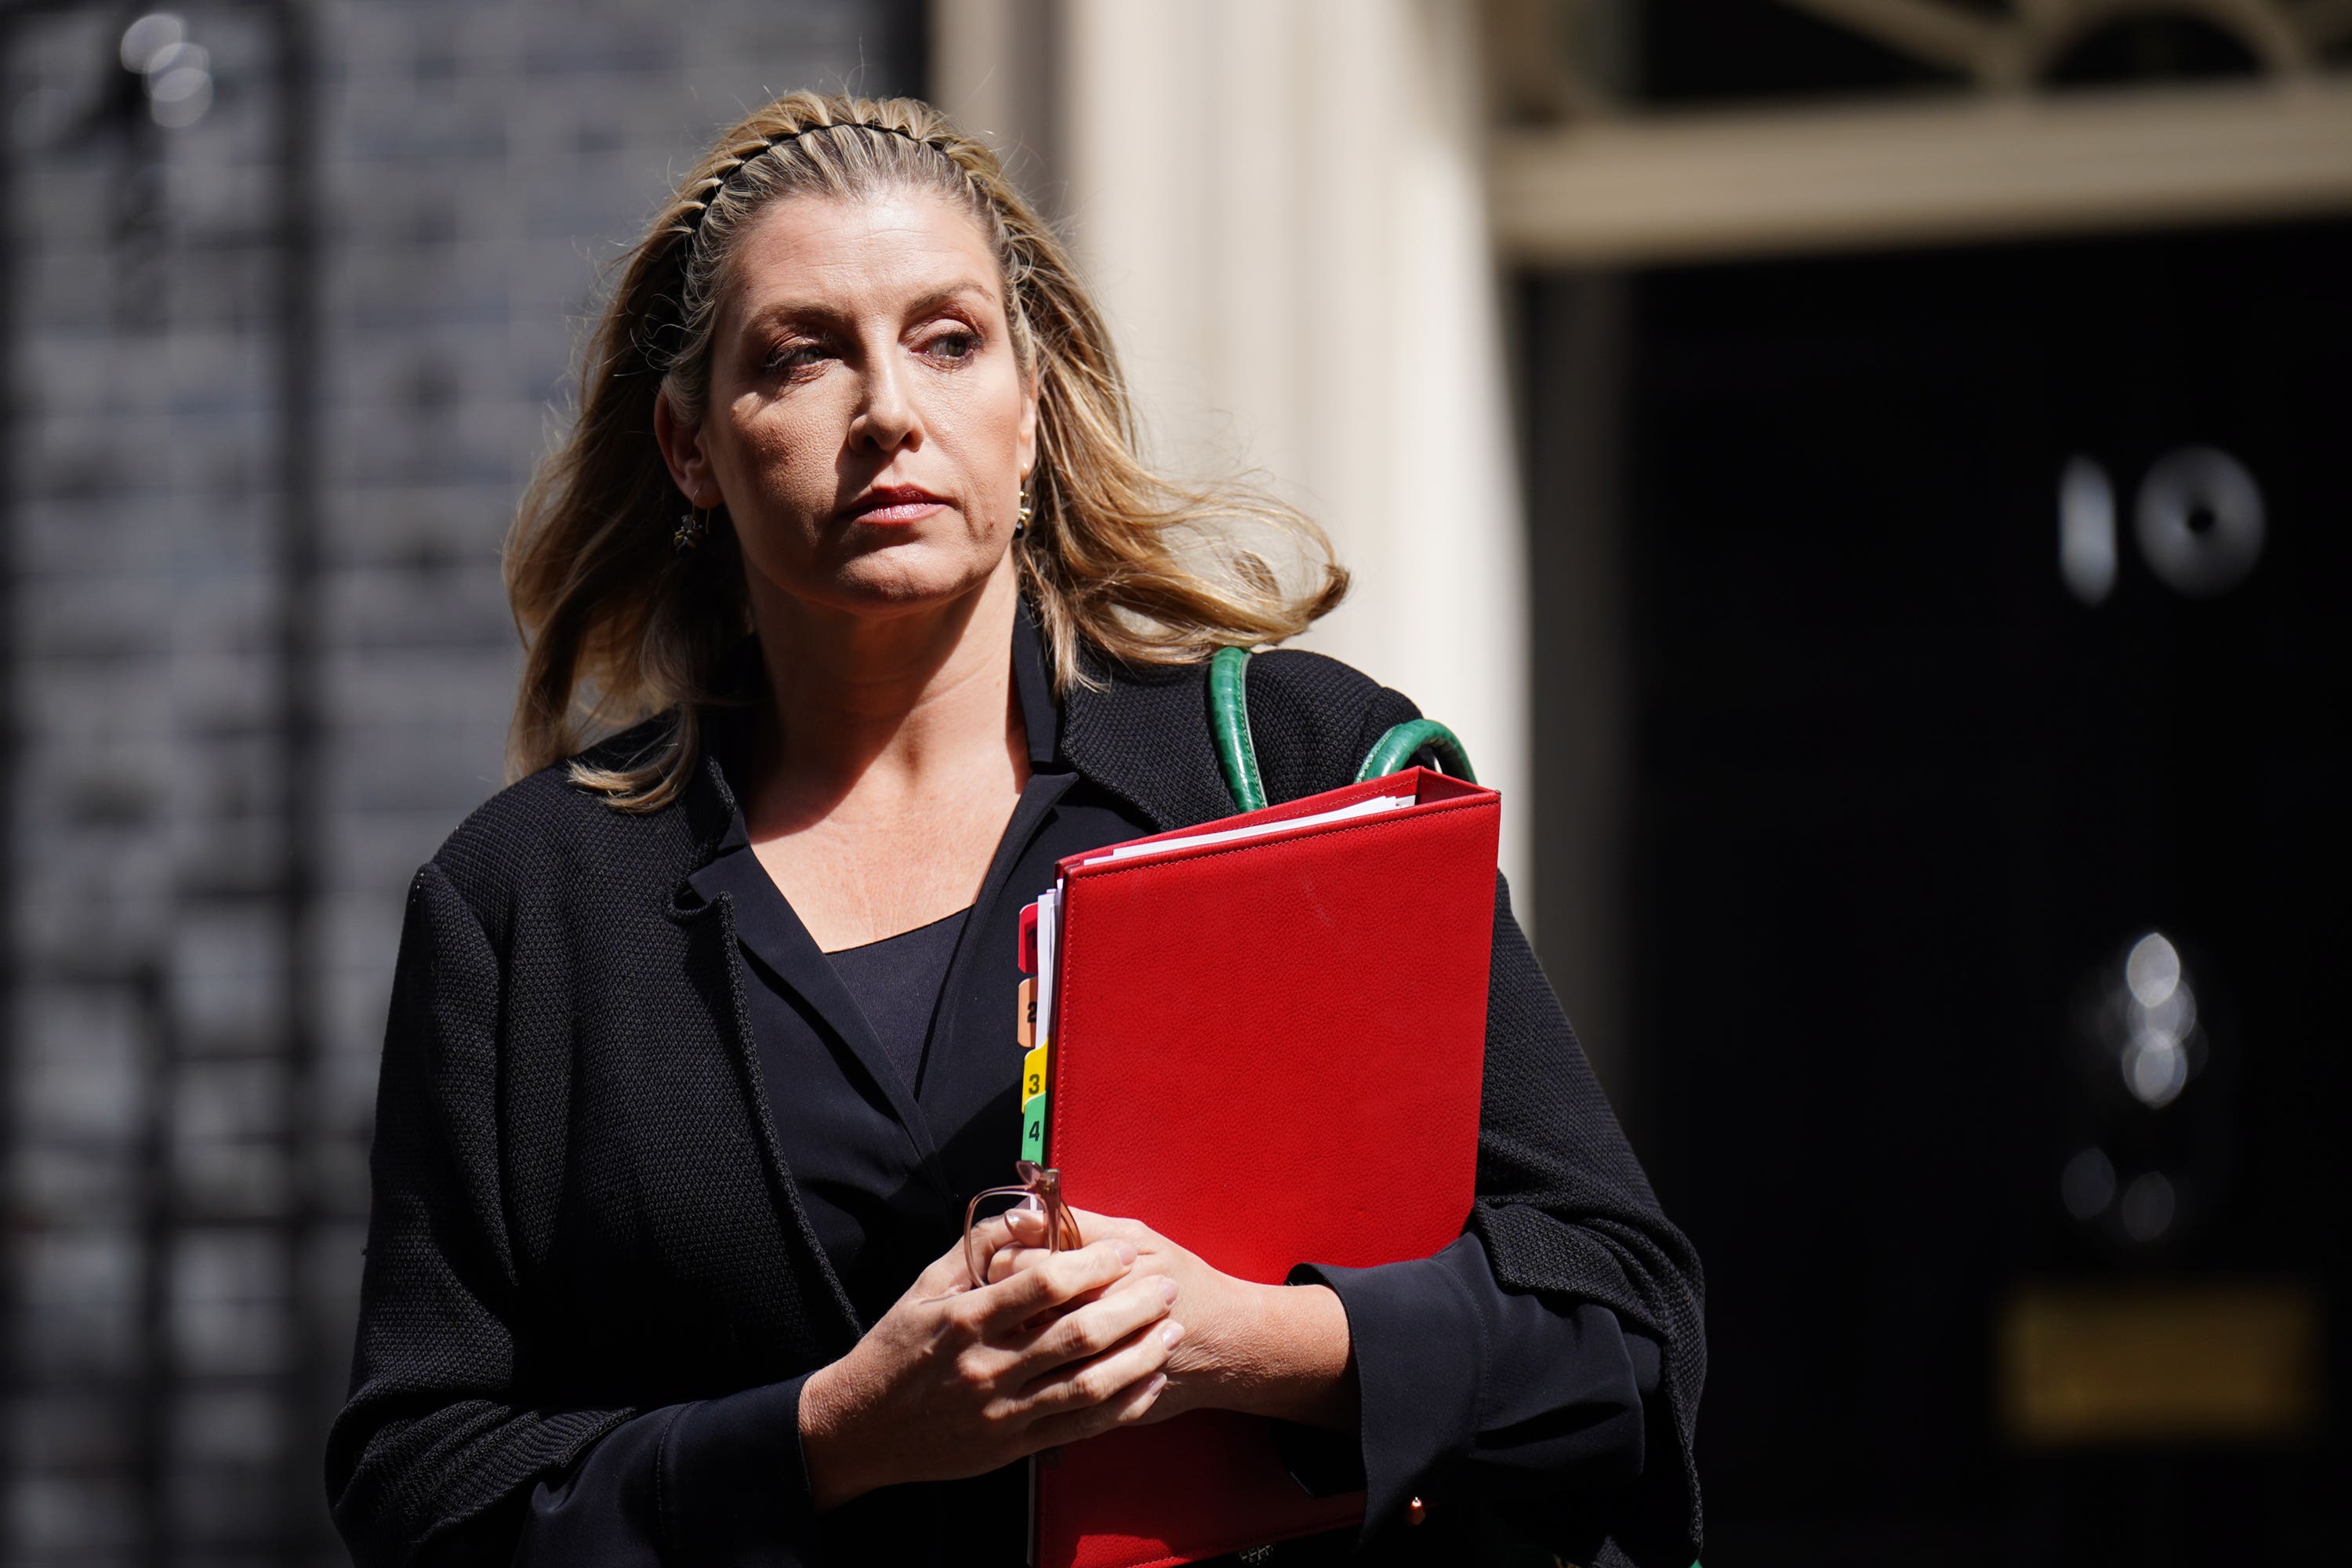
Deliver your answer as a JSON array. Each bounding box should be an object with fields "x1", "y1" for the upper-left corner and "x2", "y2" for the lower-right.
[{"x1": 797, "y1": 1207, "x2": 1356, "y2": 1510}]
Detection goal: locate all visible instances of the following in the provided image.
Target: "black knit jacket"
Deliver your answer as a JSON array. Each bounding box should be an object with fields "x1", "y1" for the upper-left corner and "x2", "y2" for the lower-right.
[{"x1": 325, "y1": 644, "x2": 1705, "y2": 1567}]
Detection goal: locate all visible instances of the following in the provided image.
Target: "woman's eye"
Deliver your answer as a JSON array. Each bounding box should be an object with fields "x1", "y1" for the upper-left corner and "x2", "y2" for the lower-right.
[
  {"x1": 927, "y1": 330, "x2": 978, "y2": 361},
  {"x1": 764, "y1": 343, "x2": 824, "y2": 375}
]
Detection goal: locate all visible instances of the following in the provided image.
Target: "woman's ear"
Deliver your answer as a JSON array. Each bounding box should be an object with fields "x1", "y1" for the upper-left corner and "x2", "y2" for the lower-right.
[
  {"x1": 652, "y1": 386, "x2": 720, "y2": 508},
  {"x1": 1014, "y1": 368, "x2": 1040, "y2": 481}
]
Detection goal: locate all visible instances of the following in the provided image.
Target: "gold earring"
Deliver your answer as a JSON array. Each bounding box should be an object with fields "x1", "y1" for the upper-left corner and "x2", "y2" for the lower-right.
[{"x1": 1014, "y1": 488, "x2": 1033, "y2": 540}]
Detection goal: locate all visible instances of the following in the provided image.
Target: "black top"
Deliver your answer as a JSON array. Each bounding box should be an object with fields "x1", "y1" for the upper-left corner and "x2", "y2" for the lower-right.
[
  {"x1": 327, "y1": 612, "x2": 1708, "y2": 1568},
  {"x1": 674, "y1": 608, "x2": 1160, "y2": 1338},
  {"x1": 823, "y1": 906, "x2": 969, "y2": 1090}
]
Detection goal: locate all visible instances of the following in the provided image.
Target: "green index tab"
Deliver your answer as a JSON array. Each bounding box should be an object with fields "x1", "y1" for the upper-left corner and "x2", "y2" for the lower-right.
[{"x1": 1019, "y1": 1091, "x2": 1049, "y2": 1165}]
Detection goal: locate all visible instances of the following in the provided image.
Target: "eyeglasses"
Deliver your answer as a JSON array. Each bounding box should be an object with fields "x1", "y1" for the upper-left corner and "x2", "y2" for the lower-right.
[{"x1": 963, "y1": 1159, "x2": 1083, "y2": 1288}]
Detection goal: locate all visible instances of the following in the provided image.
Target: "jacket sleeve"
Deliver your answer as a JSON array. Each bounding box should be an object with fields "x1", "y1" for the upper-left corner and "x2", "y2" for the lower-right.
[
  {"x1": 324, "y1": 862, "x2": 829, "y2": 1566},
  {"x1": 1298, "y1": 688, "x2": 1707, "y2": 1567},
  {"x1": 1284, "y1": 1228, "x2": 1661, "y2": 1552},
  {"x1": 1476, "y1": 872, "x2": 1705, "y2": 1567}
]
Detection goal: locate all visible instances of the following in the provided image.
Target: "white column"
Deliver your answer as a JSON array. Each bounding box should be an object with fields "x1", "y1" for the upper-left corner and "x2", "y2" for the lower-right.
[{"x1": 1058, "y1": 0, "x2": 1534, "y2": 911}]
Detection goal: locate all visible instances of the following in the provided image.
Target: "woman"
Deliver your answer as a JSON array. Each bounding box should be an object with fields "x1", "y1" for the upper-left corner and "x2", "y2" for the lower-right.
[{"x1": 325, "y1": 92, "x2": 1703, "y2": 1568}]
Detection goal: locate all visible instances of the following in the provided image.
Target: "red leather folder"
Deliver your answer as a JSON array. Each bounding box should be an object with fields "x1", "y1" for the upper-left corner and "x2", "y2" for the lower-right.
[{"x1": 1033, "y1": 767, "x2": 1500, "y2": 1568}]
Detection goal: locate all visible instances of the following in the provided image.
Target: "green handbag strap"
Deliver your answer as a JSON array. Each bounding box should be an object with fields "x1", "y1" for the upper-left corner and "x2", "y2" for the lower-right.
[
  {"x1": 1207, "y1": 647, "x2": 1270, "y2": 811},
  {"x1": 1209, "y1": 645, "x2": 1478, "y2": 812}
]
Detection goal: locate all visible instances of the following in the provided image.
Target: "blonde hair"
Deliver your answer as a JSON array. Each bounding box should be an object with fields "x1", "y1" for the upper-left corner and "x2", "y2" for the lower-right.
[{"x1": 504, "y1": 90, "x2": 1347, "y2": 810}]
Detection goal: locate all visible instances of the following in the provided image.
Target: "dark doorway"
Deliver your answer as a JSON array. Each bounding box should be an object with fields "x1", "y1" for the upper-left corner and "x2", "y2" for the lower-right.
[{"x1": 1523, "y1": 219, "x2": 2352, "y2": 1564}]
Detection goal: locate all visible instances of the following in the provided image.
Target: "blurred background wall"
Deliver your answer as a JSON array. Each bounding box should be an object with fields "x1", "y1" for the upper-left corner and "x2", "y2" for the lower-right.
[
  {"x1": 2, "y1": 1, "x2": 2347, "y2": 1564},
  {"x1": 0, "y1": 2, "x2": 925, "y2": 1560}
]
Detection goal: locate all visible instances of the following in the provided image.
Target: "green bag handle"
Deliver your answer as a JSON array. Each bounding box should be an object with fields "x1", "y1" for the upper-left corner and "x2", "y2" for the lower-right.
[
  {"x1": 1209, "y1": 645, "x2": 1477, "y2": 814},
  {"x1": 1208, "y1": 646, "x2": 1272, "y2": 812}
]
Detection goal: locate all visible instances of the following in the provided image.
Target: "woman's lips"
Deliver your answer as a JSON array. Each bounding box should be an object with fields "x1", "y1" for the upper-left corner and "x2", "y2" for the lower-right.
[{"x1": 840, "y1": 487, "x2": 947, "y2": 526}]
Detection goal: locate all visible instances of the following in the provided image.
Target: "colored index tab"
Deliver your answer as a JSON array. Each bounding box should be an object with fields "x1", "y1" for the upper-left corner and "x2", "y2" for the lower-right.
[
  {"x1": 1018, "y1": 903, "x2": 1039, "y2": 974},
  {"x1": 1019, "y1": 1091, "x2": 1049, "y2": 1165},
  {"x1": 1021, "y1": 1042, "x2": 1050, "y2": 1102},
  {"x1": 1016, "y1": 978, "x2": 1036, "y2": 1048}
]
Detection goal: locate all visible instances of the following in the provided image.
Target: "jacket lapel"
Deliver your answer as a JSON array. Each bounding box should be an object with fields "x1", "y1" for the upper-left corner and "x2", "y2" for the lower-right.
[
  {"x1": 667, "y1": 753, "x2": 865, "y2": 1347},
  {"x1": 1058, "y1": 651, "x2": 1233, "y2": 831}
]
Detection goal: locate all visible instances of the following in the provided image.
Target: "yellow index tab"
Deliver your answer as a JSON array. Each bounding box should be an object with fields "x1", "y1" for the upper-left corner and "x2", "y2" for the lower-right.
[
  {"x1": 1021, "y1": 1042, "x2": 1051, "y2": 1102},
  {"x1": 1016, "y1": 978, "x2": 1036, "y2": 1048}
]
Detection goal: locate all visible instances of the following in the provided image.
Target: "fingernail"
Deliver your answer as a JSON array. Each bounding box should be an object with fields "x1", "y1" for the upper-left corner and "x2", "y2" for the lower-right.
[
  {"x1": 1114, "y1": 1243, "x2": 1137, "y2": 1265},
  {"x1": 1157, "y1": 1277, "x2": 1178, "y2": 1305},
  {"x1": 1145, "y1": 1374, "x2": 1167, "y2": 1396},
  {"x1": 1160, "y1": 1321, "x2": 1185, "y2": 1348}
]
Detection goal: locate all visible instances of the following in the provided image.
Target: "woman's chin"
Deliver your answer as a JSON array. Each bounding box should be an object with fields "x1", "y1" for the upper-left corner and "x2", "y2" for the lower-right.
[{"x1": 782, "y1": 545, "x2": 1009, "y2": 619}]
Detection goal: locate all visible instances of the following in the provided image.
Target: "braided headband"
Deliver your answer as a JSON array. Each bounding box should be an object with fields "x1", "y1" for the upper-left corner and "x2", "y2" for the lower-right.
[{"x1": 677, "y1": 120, "x2": 954, "y2": 257}]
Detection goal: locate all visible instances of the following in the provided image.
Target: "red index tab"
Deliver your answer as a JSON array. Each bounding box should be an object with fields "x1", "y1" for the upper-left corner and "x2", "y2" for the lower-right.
[{"x1": 1018, "y1": 902, "x2": 1039, "y2": 974}]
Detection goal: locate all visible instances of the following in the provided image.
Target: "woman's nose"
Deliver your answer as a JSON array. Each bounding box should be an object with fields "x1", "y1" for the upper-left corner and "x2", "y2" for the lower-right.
[{"x1": 851, "y1": 358, "x2": 920, "y2": 452}]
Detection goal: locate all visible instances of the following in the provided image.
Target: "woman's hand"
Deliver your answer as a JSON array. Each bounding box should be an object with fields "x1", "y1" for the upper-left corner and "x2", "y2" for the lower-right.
[
  {"x1": 796, "y1": 1225, "x2": 1183, "y2": 1511},
  {"x1": 996, "y1": 1207, "x2": 1358, "y2": 1432}
]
